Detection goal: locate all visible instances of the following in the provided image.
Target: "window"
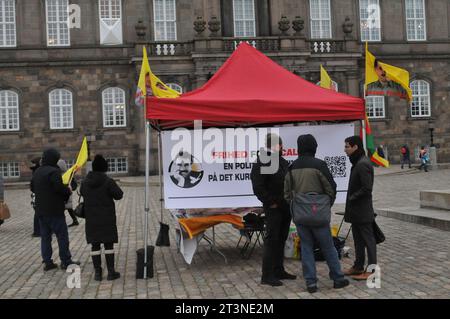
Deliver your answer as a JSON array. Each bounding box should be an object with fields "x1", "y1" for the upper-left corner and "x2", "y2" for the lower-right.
[
  {"x1": 365, "y1": 96, "x2": 385, "y2": 118},
  {"x1": 405, "y1": 0, "x2": 426, "y2": 41},
  {"x1": 46, "y1": 0, "x2": 70, "y2": 46},
  {"x1": 0, "y1": 90, "x2": 19, "y2": 131},
  {"x1": 102, "y1": 87, "x2": 126, "y2": 127},
  {"x1": 0, "y1": 162, "x2": 19, "y2": 178},
  {"x1": 359, "y1": 0, "x2": 381, "y2": 41},
  {"x1": 310, "y1": 0, "x2": 332, "y2": 39},
  {"x1": 49, "y1": 89, "x2": 73, "y2": 129},
  {"x1": 106, "y1": 157, "x2": 128, "y2": 173},
  {"x1": 233, "y1": 0, "x2": 256, "y2": 37},
  {"x1": 153, "y1": 0, "x2": 176, "y2": 41},
  {"x1": 316, "y1": 81, "x2": 338, "y2": 92},
  {"x1": 99, "y1": 0, "x2": 122, "y2": 45},
  {"x1": 411, "y1": 80, "x2": 430, "y2": 117},
  {"x1": 0, "y1": 0, "x2": 16, "y2": 47},
  {"x1": 166, "y1": 83, "x2": 183, "y2": 94}
]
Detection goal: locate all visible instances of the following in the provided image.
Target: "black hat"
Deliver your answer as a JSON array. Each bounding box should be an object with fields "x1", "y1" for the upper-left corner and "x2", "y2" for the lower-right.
[
  {"x1": 297, "y1": 134, "x2": 318, "y2": 156},
  {"x1": 92, "y1": 154, "x2": 108, "y2": 172},
  {"x1": 42, "y1": 148, "x2": 60, "y2": 166}
]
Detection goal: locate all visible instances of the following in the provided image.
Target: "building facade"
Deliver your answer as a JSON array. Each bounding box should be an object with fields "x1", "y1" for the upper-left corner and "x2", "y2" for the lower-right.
[{"x1": 1, "y1": 0, "x2": 450, "y2": 180}]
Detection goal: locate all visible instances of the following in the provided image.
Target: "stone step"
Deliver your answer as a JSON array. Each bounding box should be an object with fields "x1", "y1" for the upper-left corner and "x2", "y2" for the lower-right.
[
  {"x1": 420, "y1": 190, "x2": 450, "y2": 210},
  {"x1": 376, "y1": 207, "x2": 450, "y2": 231}
]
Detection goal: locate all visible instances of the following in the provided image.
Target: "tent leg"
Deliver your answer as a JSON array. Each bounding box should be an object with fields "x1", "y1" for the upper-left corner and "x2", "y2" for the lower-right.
[
  {"x1": 143, "y1": 120, "x2": 151, "y2": 279},
  {"x1": 158, "y1": 133, "x2": 164, "y2": 222}
]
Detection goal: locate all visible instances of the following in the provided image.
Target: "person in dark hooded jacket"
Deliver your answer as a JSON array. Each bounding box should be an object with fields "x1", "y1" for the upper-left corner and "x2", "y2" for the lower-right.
[
  {"x1": 81, "y1": 154, "x2": 123, "y2": 281},
  {"x1": 284, "y1": 134, "x2": 349, "y2": 293},
  {"x1": 30, "y1": 148, "x2": 80, "y2": 271},
  {"x1": 251, "y1": 133, "x2": 296, "y2": 287},
  {"x1": 343, "y1": 136, "x2": 377, "y2": 281}
]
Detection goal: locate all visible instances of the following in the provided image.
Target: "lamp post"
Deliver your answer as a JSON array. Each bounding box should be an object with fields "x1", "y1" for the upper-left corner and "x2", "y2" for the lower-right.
[{"x1": 428, "y1": 121, "x2": 435, "y2": 147}]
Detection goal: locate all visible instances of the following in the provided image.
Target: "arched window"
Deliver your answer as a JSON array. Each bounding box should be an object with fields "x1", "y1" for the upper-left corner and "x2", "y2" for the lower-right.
[
  {"x1": 166, "y1": 83, "x2": 183, "y2": 94},
  {"x1": 365, "y1": 96, "x2": 385, "y2": 118},
  {"x1": 410, "y1": 80, "x2": 430, "y2": 117},
  {"x1": 49, "y1": 89, "x2": 73, "y2": 129},
  {"x1": 102, "y1": 87, "x2": 126, "y2": 127},
  {"x1": 316, "y1": 80, "x2": 338, "y2": 92},
  {"x1": 0, "y1": 90, "x2": 19, "y2": 131}
]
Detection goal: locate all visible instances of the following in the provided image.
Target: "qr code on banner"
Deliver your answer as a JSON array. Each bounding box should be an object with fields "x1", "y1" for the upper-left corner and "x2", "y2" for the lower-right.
[{"x1": 324, "y1": 156, "x2": 347, "y2": 178}]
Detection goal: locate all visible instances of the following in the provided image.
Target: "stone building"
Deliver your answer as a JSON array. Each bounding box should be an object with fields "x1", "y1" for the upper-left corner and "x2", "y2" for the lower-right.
[{"x1": 1, "y1": 0, "x2": 449, "y2": 181}]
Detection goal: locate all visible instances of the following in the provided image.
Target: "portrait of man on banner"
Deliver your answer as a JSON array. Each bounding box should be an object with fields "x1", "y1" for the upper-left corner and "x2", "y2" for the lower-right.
[{"x1": 366, "y1": 59, "x2": 409, "y2": 100}]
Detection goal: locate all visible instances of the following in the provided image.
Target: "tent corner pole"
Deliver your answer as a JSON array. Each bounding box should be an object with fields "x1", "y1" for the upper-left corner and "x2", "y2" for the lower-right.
[{"x1": 143, "y1": 119, "x2": 150, "y2": 279}]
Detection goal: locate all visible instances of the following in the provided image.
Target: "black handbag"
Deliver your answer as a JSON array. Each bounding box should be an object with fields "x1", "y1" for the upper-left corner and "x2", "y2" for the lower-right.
[
  {"x1": 373, "y1": 221, "x2": 385, "y2": 244},
  {"x1": 74, "y1": 194, "x2": 85, "y2": 219}
]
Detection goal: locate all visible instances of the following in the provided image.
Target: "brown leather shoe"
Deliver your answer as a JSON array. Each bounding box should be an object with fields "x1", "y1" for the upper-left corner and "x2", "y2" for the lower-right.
[
  {"x1": 350, "y1": 272, "x2": 372, "y2": 281},
  {"x1": 343, "y1": 267, "x2": 364, "y2": 276}
]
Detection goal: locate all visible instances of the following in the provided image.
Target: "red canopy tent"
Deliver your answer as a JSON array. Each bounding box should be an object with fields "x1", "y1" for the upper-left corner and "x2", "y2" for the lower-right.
[{"x1": 146, "y1": 42, "x2": 365, "y2": 129}]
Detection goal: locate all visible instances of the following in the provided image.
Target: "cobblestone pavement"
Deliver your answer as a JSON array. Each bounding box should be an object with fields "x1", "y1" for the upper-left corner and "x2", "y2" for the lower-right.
[{"x1": 0, "y1": 168, "x2": 449, "y2": 299}]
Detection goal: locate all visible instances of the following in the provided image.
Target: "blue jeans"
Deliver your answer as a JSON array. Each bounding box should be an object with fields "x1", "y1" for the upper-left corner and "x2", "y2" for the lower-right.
[
  {"x1": 39, "y1": 215, "x2": 72, "y2": 265},
  {"x1": 297, "y1": 225, "x2": 345, "y2": 287}
]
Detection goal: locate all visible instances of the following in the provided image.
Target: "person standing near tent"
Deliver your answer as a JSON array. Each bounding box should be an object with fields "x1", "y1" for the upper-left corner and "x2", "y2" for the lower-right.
[
  {"x1": 30, "y1": 157, "x2": 42, "y2": 237},
  {"x1": 400, "y1": 145, "x2": 411, "y2": 169},
  {"x1": 251, "y1": 133, "x2": 296, "y2": 287},
  {"x1": 30, "y1": 148, "x2": 80, "y2": 271},
  {"x1": 343, "y1": 136, "x2": 377, "y2": 280},
  {"x1": 284, "y1": 134, "x2": 349, "y2": 293},
  {"x1": 57, "y1": 159, "x2": 79, "y2": 227},
  {"x1": 81, "y1": 155, "x2": 123, "y2": 281}
]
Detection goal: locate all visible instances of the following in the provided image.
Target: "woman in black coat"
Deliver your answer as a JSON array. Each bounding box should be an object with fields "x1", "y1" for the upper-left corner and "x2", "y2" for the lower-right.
[{"x1": 81, "y1": 154, "x2": 123, "y2": 281}]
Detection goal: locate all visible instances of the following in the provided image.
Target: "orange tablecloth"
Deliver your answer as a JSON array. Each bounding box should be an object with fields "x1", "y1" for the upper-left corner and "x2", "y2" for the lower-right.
[{"x1": 178, "y1": 214, "x2": 244, "y2": 239}]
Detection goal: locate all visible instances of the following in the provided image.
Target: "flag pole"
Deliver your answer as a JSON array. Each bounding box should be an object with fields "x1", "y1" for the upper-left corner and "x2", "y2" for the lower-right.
[
  {"x1": 143, "y1": 90, "x2": 150, "y2": 279},
  {"x1": 362, "y1": 42, "x2": 368, "y2": 153}
]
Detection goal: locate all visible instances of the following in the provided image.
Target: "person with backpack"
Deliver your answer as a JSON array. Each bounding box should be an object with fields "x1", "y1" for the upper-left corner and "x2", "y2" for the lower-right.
[
  {"x1": 400, "y1": 145, "x2": 411, "y2": 169},
  {"x1": 284, "y1": 134, "x2": 349, "y2": 293},
  {"x1": 419, "y1": 146, "x2": 429, "y2": 172}
]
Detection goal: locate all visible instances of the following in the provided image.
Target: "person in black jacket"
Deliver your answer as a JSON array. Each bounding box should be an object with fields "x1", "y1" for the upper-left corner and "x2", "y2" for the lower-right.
[
  {"x1": 343, "y1": 136, "x2": 377, "y2": 281},
  {"x1": 81, "y1": 154, "x2": 123, "y2": 281},
  {"x1": 30, "y1": 148, "x2": 80, "y2": 271},
  {"x1": 250, "y1": 133, "x2": 296, "y2": 287},
  {"x1": 30, "y1": 157, "x2": 42, "y2": 237}
]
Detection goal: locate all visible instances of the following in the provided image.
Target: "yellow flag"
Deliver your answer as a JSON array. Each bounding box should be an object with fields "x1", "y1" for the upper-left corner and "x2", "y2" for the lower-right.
[
  {"x1": 137, "y1": 46, "x2": 151, "y2": 96},
  {"x1": 62, "y1": 137, "x2": 88, "y2": 185},
  {"x1": 320, "y1": 65, "x2": 332, "y2": 90},
  {"x1": 137, "y1": 46, "x2": 180, "y2": 99},
  {"x1": 365, "y1": 42, "x2": 412, "y2": 101}
]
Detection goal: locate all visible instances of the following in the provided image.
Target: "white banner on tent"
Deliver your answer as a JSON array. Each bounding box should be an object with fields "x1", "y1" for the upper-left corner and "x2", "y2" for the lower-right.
[{"x1": 161, "y1": 123, "x2": 355, "y2": 209}]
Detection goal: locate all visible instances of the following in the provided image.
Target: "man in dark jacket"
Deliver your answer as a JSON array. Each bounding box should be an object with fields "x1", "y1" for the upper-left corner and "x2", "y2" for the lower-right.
[
  {"x1": 284, "y1": 134, "x2": 349, "y2": 293},
  {"x1": 30, "y1": 157, "x2": 42, "y2": 237},
  {"x1": 343, "y1": 136, "x2": 377, "y2": 281},
  {"x1": 81, "y1": 154, "x2": 123, "y2": 281},
  {"x1": 30, "y1": 148, "x2": 80, "y2": 271},
  {"x1": 251, "y1": 133, "x2": 296, "y2": 286}
]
